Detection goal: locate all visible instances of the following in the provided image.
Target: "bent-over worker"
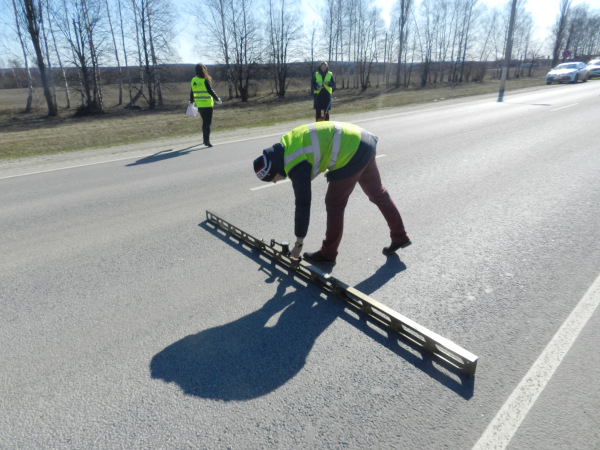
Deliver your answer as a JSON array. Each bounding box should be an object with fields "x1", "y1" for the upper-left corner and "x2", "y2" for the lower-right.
[{"x1": 252, "y1": 121, "x2": 411, "y2": 266}]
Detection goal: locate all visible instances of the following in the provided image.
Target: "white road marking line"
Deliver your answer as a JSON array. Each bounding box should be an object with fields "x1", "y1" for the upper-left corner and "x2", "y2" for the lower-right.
[
  {"x1": 0, "y1": 156, "x2": 141, "y2": 180},
  {"x1": 250, "y1": 155, "x2": 387, "y2": 191},
  {"x1": 473, "y1": 273, "x2": 600, "y2": 450},
  {"x1": 550, "y1": 103, "x2": 578, "y2": 111},
  {"x1": 250, "y1": 179, "x2": 290, "y2": 190}
]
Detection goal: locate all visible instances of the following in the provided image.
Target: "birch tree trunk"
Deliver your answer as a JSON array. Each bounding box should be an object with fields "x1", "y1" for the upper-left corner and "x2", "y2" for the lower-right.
[
  {"x1": 11, "y1": 0, "x2": 34, "y2": 112},
  {"x1": 45, "y1": 0, "x2": 71, "y2": 108},
  {"x1": 105, "y1": 0, "x2": 123, "y2": 105},
  {"x1": 23, "y1": 0, "x2": 58, "y2": 116}
]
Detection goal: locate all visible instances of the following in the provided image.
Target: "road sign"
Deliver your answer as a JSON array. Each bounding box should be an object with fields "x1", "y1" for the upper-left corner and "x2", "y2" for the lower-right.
[{"x1": 562, "y1": 49, "x2": 572, "y2": 59}]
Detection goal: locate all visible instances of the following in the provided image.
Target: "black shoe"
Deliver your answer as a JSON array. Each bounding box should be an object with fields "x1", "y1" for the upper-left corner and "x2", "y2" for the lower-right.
[
  {"x1": 204, "y1": 141, "x2": 213, "y2": 148},
  {"x1": 383, "y1": 238, "x2": 412, "y2": 255},
  {"x1": 303, "y1": 250, "x2": 336, "y2": 266}
]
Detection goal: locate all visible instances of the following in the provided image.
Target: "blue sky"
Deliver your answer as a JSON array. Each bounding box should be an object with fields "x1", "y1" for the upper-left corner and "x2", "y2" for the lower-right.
[
  {"x1": 1, "y1": 0, "x2": 597, "y2": 67},
  {"x1": 174, "y1": 0, "x2": 598, "y2": 64}
]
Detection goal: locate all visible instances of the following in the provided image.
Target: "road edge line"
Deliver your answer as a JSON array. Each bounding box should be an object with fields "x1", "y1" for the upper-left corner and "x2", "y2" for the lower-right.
[{"x1": 473, "y1": 272, "x2": 600, "y2": 449}]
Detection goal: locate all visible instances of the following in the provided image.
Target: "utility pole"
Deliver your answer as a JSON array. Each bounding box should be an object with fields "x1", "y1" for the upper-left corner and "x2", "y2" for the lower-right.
[{"x1": 498, "y1": 0, "x2": 518, "y2": 102}]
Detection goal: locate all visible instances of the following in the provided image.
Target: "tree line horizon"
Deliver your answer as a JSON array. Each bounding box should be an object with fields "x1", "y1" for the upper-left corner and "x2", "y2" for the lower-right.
[{"x1": 2, "y1": 0, "x2": 599, "y2": 117}]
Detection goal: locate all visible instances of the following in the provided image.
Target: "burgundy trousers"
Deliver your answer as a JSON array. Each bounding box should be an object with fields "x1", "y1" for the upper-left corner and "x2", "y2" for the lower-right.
[{"x1": 320, "y1": 156, "x2": 407, "y2": 259}]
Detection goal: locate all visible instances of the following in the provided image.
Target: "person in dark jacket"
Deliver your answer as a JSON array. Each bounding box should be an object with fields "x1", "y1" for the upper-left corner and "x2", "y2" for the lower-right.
[
  {"x1": 311, "y1": 62, "x2": 336, "y2": 122},
  {"x1": 190, "y1": 63, "x2": 221, "y2": 147},
  {"x1": 252, "y1": 121, "x2": 410, "y2": 266}
]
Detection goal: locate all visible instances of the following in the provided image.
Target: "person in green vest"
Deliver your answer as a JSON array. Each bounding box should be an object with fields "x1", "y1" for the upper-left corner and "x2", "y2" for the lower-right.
[
  {"x1": 189, "y1": 63, "x2": 221, "y2": 147},
  {"x1": 253, "y1": 121, "x2": 410, "y2": 266},
  {"x1": 311, "y1": 62, "x2": 336, "y2": 122}
]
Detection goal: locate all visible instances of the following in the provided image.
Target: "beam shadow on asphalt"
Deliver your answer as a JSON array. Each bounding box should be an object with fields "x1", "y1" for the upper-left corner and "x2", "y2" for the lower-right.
[{"x1": 149, "y1": 220, "x2": 474, "y2": 401}]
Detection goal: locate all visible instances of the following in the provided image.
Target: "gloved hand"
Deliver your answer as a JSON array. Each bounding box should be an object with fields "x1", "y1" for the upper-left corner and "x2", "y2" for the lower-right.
[
  {"x1": 217, "y1": 98, "x2": 222, "y2": 104},
  {"x1": 290, "y1": 239, "x2": 303, "y2": 259}
]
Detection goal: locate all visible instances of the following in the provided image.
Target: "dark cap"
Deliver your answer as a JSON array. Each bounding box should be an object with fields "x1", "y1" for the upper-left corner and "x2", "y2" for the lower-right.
[
  {"x1": 253, "y1": 144, "x2": 285, "y2": 182},
  {"x1": 254, "y1": 154, "x2": 274, "y2": 181}
]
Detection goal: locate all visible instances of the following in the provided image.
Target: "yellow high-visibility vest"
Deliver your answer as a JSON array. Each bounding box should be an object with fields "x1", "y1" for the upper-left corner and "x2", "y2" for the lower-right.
[
  {"x1": 282, "y1": 122, "x2": 361, "y2": 179},
  {"x1": 314, "y1": 72, "x2": 333, "y2": 95},
  {"x1": 191, "y1": 77, "x2": 214, "y2": 108}
]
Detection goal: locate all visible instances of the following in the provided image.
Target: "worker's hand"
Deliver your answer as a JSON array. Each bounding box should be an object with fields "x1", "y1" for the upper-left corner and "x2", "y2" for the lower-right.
[
  {"x1": 290, "y1": 240, "x2": 303, "y2": 259},
  {"x1": 217, "y1": 98, "x2": 222, "y2": 104}
]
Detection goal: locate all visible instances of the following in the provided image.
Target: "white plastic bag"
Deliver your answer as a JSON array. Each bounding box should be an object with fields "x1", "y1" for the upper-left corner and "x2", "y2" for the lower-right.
[{"x1": 186, "y1": 102, "x2": 198, "y2": 117}]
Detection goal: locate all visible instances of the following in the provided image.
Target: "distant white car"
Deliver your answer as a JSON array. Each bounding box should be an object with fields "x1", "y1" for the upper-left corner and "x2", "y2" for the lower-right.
[
  {"x1": 546, "y1": 62, "x2": 589, "y2": 84},
  {"x1": 587, "y1": 59, "x2": 600, "y2": 79}
]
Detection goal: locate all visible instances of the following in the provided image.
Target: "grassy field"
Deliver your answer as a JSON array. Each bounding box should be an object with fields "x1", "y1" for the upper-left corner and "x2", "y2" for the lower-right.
[{"x1": 0, "y1": 73, "x2": 547, "y2": 160}]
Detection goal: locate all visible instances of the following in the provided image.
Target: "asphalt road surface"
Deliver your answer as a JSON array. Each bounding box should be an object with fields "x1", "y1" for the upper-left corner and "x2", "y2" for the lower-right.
[{"x1": 1, "y1": 82, "x2": 599, "y2": 449}]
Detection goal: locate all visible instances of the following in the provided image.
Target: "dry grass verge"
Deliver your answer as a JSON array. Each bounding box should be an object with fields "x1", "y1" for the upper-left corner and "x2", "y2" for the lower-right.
[{"x1": 0, "y1": 76, "x2": 546, "y2": 160}]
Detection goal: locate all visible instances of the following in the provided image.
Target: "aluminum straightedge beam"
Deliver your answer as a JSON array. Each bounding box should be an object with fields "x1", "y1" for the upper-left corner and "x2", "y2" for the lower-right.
[{"x1": 206, "y1": 210, "x2": 478, "y2": 377}]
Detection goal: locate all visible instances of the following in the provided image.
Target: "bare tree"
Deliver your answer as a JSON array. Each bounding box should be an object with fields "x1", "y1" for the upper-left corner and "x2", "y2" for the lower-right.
[
  {"x1": 498, "y1": 0, "x2": 517, "y2": 101},
  {"x1": 345, "y1": 0, "x2": 359, "y2": 88},
  {"x1": 393, "y1": 0, "x2": 413, "y2": 88},
  {"x1": 431, "y1": 0, "x2": 452, "y2": 84},
  {"x1": 55, "y1": 0, "x2": 105, "y2": 113},
  {"x1": 303, "y1": 20, "x2": 319, "y2": 83},
  {"x1": 39, "y1": 1, "x2": 57, "y2": 107},
  {"x1": 563, "y1": 4, "x2": 597, "y2": 59},
  {"x1": 229, "y1": 0, "x2": 262, "y2": 101},
  {"x1": 323, "y1": 0, "x2": 343, "y2": 62},
  {"x1": 142, "y1": 0, "x2": 174, "y2": 107},
  {"x1": 418, "y1": 0, "x2": 434, "y2": 87},
  {"x1": 116, "y1": 0, "x2": 134, "y2": 106},
  {"x1": 57, "y1": 0, "x2": 87, "y2": 106},
  {"x1": 128, "y1": 0, "x2": 146, "y2": 107},
  {"x1": 582, "y1": 11, "x2": 600, "y2": 56},
  {"x1": 82, "y1": 0, "x2": 104, "y2": 110},
  {"x1": 10, "y1": 0, "x2": 34, "y2": 111},
  {"x1": 511, "y1": 3, "x2": 535, "y2": 77},
  {"x1": 22, "y1": 0, "x2": 58, "y2": 115},
  {"x1": 266, "y1": 0, "x2": 301, "y2": 98},
  {"x1": 551, "y1": 0, "x2": 571, "y2": 67},
  {"x1": 72, "y1": 0, "x2": 104, "y2": 112},
  {"x1": 199, "y1": 0, "x2": 234, "y2": 99},
  {"x1": 324, "y1": 0, "x2": 335, "y2": 61},
  {"x1": 381, "y1": 30, "x2": 395, "y2": 86},
  {"x1": 199, "y1": 0, "x2": 261, "y2": 101},
  {"x1": 477, "y1": 7, "x2": 500, "y2": 63},
  {"x1": 456, "y1": 0, "x2": 481, "y2": 82},
  {"x1": 138, "y1": 0, "x2": 155, "y2": 107},
  {"x1": 105, "y1": 0, "x2": 123, "y2": 105},
  {"x1": 355, "y1": 0, "x2": 382, "y2": 89},
  {"x1": 45, "y1": 0, "x2": 71, "y2": 108}
]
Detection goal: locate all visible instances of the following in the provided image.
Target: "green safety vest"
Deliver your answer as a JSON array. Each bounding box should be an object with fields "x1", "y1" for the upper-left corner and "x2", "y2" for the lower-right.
[
  {"x1": 314, "y1": 72, "x2": 333, "y2": 95},
  {"x1": 191, "y1": 77, "x2": 214, "y2": 108},
  {"x1": 282, "y1": 122, "x2": 361, "y2": 179}
]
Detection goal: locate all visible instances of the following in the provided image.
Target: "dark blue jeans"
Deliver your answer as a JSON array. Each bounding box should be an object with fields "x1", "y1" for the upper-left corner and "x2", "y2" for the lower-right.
[{"x1": 199, "y1": 107, "x2": 213, "y2": 142}]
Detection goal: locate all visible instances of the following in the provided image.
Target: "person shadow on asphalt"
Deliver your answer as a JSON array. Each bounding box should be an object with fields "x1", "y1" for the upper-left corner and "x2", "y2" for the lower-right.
[
  {"x1": 126, "y1": 144, "x2": 203, "y2": 167},
  {"x1": 150, "y1": 274, "x2": 339, "y2": 401},
  {"x1": 150, "y1": 251, "x2": 408, "y2": 401}
]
